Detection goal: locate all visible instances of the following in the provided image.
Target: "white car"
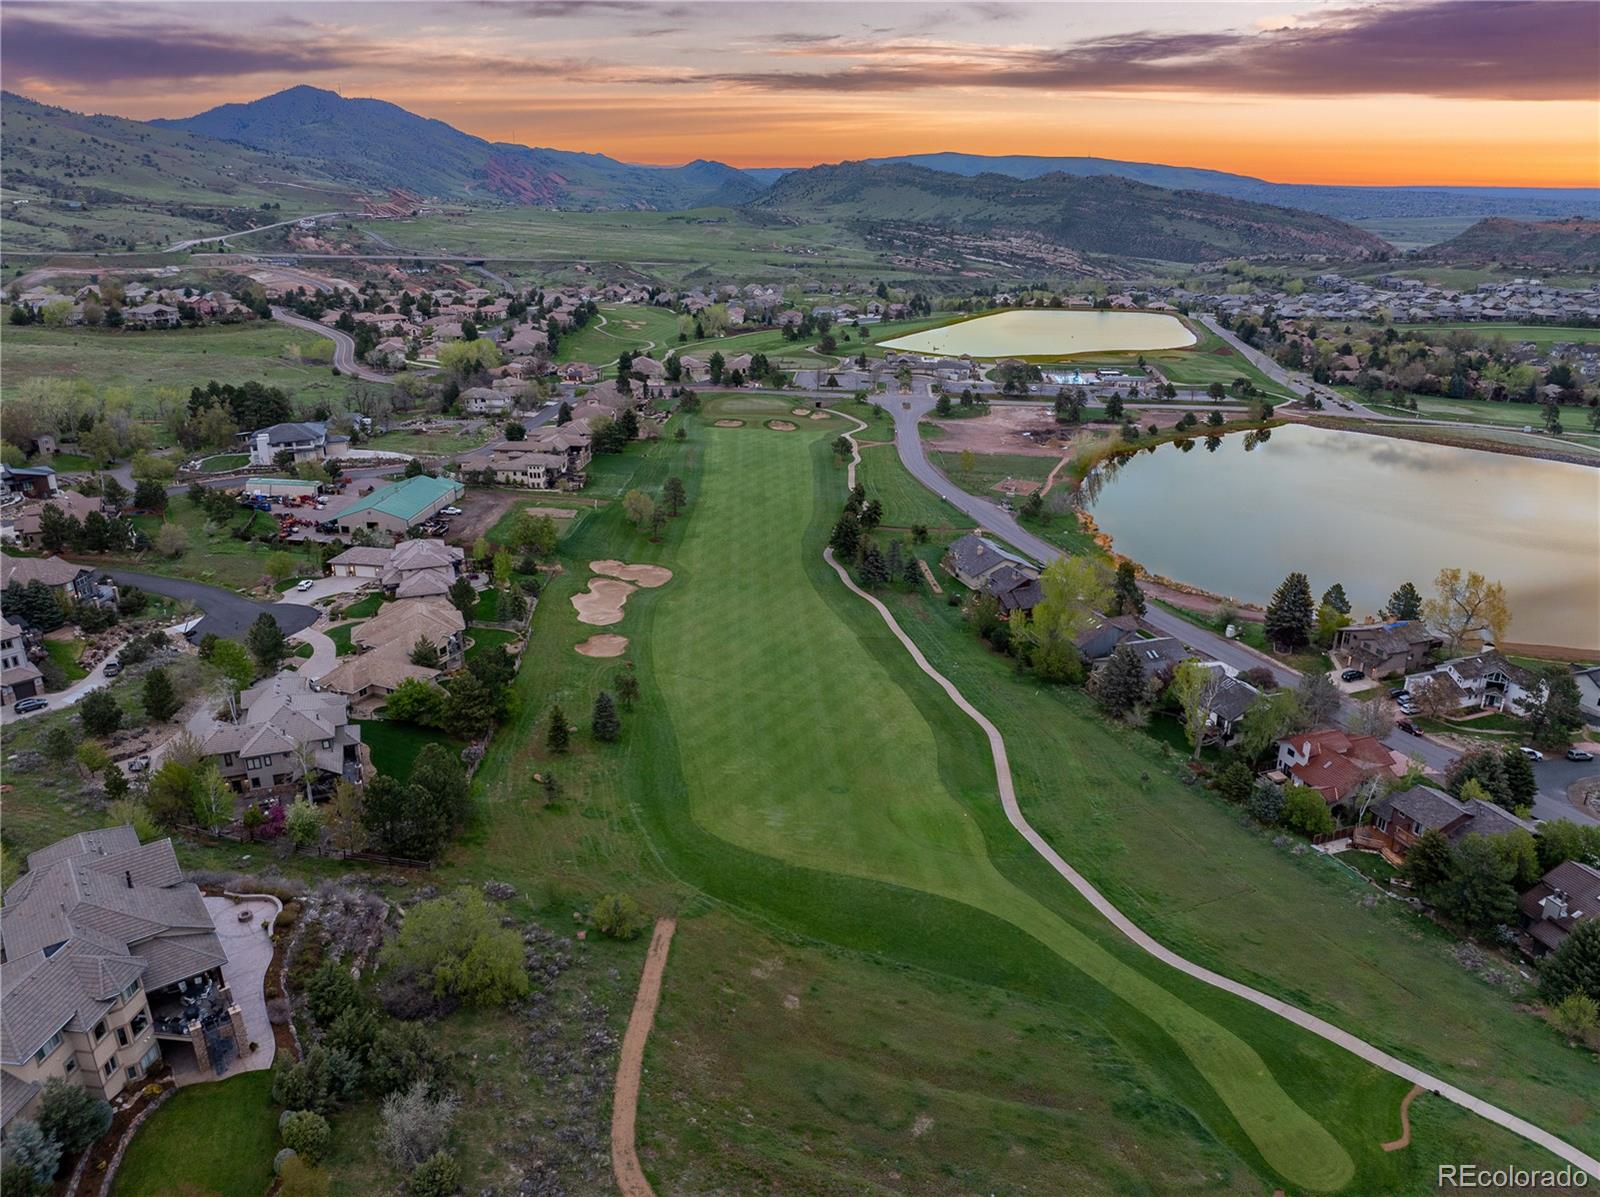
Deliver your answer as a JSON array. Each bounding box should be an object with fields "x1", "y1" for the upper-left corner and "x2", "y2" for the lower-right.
[
  {"x1": 1519, "y1": 746, "x2": 1544, "y2": 761},
  {"x1": 441, "y1": 506, "x2": 463, "y2": 515},
  {"x1": 296, "y1": 579, "x2": 315, "y2": 592}
]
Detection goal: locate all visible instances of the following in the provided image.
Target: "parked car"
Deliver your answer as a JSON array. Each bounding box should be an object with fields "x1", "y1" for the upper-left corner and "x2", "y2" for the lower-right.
[
  {"x1": 1566, "y1": 749, "x2": 1595, "y2": 762},
  {"x1": 1388, "y1": 687, "x2": 1409, "y2": 699},
  {"x1": 1397, "y1": 720, "x2": 1422, "y2": 737},
  {"x1": 102, "y1": 660, "x2": 122, "y2": 677},
  {"x1": 1519, "y1": 746, "x2": 1544, "y2": 761},
  {"x1": 296, "y1": 579, "x2": 315, "y2": 592},
  {"x1": 1340, "y1": 668, "x2": 1365, "y2": 682},
  {"x1": 127, "y1": 755, "x2": 150, "y2": 773},
  {"x1": 441, "y1": 506, "x2": 463, "y2": 516},
  {"x1": 14, "y1": 697, "x2": 48, "y2": 714}
]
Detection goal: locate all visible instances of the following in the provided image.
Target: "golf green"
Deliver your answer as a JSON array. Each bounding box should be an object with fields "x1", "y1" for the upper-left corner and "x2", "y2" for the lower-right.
[{"x1": 649, "y1": 423, "x2": 1354, "y2": 1192}]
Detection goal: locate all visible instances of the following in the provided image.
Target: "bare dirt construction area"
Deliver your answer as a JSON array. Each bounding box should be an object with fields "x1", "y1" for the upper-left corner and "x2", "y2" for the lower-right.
[
  {"x1": 926, "y1": 405, "x2": 1084, "y2": 456},
  {"x1": 576, "y1": 633, "x2": 630, "y2": 658},
  {"x1": 572, "y1": 578, "x2": 636, "y2": 626},
  {"x1": 591, "y1": 561, "x2": 673, "y2": 588},
  {"x1": 993, "y1": 478, "x2": 1041, "y2": 496},
  {"x1": 714, "y1": 419, "x2": 744, "y2": 428},
  {"x1": 446, "y1": 487, "x2": 526, "y2": 545},
  {"x1": 766, "y1": 420, "x2": 798, "y2": 431}
]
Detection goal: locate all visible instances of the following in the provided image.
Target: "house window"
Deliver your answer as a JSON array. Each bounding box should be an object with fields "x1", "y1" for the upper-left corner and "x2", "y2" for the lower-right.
[
  {"x1": 63, "y1": 1057, "x2": 77, "y2": 1076},
  {"x1": 126, "y1": 1065, "x2": 139, "y2": 1082},
  {"x1": 139, "y1": 1045, "x2": 160, "y2": 1072},
  {"x1": 93, "y1": 1019, "x2": 107, "y2": 1041},
  {"x1": 251, "y1": 777, "x2": 261, "y2": 789},
  {"x1": 322, "y1": 739, "x2": 332, "y2": 750},
  {"x1": 32, "y1": 1031, "x2": 62, "y2": 1064},
  {"x1": 121, "y1": 979, "x2": 140, "y2": 1002},
  {"x1": 222, "y1": 753, "x2": 235, "y2": 767},
  {"x1": 104, "y1": 1058, "x2": 116, "y2": 1078},
  {"x1": 130, "y1": 1010, "x2": 149, "y2": 1037},
  {"x1": 116, "y1": 1027, "x2": 128, "y2": 1047}
]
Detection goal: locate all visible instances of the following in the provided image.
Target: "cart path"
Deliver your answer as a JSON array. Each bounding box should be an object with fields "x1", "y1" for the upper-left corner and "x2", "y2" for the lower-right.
[
  {"x1": 612, "y1": 917, "x2": 676, "y2": 1197},
  {"x1": 820, "y1": 418, "x2": 1600, "y2": 1182}
]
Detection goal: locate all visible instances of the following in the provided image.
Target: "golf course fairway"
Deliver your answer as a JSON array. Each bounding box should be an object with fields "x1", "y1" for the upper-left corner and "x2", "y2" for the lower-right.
[{"x1": 648, "y1": 418, "x2": 1356, "y2": 1193}]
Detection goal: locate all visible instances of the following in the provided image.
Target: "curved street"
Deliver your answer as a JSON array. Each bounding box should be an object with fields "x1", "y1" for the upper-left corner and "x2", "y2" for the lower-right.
[
  {"x1": 269, "y1": 306, "x2": 430, "y2": 383},
  {"x1": 832, "y1": 411, "x2": 1599, "y2": 1181}
]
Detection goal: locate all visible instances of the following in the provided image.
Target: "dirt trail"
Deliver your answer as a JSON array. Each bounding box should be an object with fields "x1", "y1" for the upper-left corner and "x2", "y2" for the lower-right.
[
  {"x1": 612, "y1": 918, "x2": 677, "y2": 1197},
  {"x1": 1383, "y1": 1084, "x2": 1424, "y2": 1151}
]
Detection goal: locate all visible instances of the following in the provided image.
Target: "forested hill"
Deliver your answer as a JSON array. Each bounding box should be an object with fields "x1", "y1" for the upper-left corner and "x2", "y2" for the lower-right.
[
  {"x1": 751, "y1": 162, "x2": 1392, "y2": 263},
  {"x1": 1420, "y1": 217, "x2": 1600, "y2": 269}
]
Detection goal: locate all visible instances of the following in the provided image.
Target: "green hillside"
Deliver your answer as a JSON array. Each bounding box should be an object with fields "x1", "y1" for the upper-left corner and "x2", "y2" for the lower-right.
[{"x1": 753, "y1": 162, "x2": 1392, "y2": 264}]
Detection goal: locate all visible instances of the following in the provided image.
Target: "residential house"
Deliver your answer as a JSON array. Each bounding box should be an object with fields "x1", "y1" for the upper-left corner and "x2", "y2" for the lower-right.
[
  {"x1": 240, "y1": 421, "x2": 347, "y2": 468},
  {"x1": 1, "y1": 828, "x2": 235, "y2": 1130},
  {"x1": 350, "y1": 596, "x2": 466, "y2": 671},
  {"x1": 1331, "y1": 621, "x2": 1442, "y2": 679},
  {"x1": 1407, "y1": 650, "x2": 1544, "y2": 715},
  {"x1": 1, "y1": 616, "x2": 43, "y2": 703},
  {"x1": 122, "y1": 303, "x2": 181, "y2": 329},
  {"x1": 1, "y1": 553, "x2": 103, "y2": 605},
  {"x1": 1276, "y1": 728, "x2": 1403, "y2": 805},
  {"x1": 325, "y1": 546, "x2": 393, "y2": 581},
  {"x1": 1518, "y1": 860, "x2": 1600, "y2": 956},
  {"x1": 187, "y1": 673, "x2": 362, "y2": 797},
  {"x1": 378, "y1": 539, "x2": 464, "y2": 598},
  {"x1": 3, "y1": 491, "x2": 102, "y2": 549},
  {"x1": 942, "y1": 534, "x2": 1034, "y2": 590},
  {"x1": 487, "y1": 446, "x2": 571, "y2": 490},
  {"x1": 1075, "y1": 613, "x2": 1142, "y2": 662},
  {"x1": 0, "y1": 464, "x2": 59, "y2": 500},
  {"x1": 334, "y1": 475, "x2": 464, "y2": 539},
  {"x1": 1574, "y1": 665, "x2": 1600, "y2": 723},
  {"x1": 1195, "y1": 663, "x2": 1262, "y2": 745},
  {"x1": 460, "y1": 387, "x2": 515, "y2": 416},
  {"x1": 1370, "y1": 784, "x2": 1537, "y2": 861},
  {"x1": 1125, "y1": 636, "x2": 1193, "y2": 683},
  {"x1": 984, "y1": 562, "x2": 1043, "y2": 616}
]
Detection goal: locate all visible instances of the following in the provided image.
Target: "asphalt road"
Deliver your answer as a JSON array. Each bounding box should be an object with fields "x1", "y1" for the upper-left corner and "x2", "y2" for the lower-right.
[
  {"x1": 880, "y1": 378, "x2": 1458, "y2": 773},
  {"x1": 1531, "y1": 752, "x2": 1600, "y2": 825},
  {"x1": 269, "y1": 307, "x2": 428, "y2": 384},
  {"x1": 167, "y1": 212, "x2": 348, "y2": 253},
  {"x1": 102, "y1": 569, "x2": 320, "y2": 642}
]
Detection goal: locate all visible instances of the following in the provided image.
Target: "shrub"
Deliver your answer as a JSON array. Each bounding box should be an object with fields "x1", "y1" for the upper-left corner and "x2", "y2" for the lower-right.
[
  {"x1": 408, "y1": 1150, "x2": 461, "y2": 1197},
  {"x1": 273, "y1": 1147, "x2": 299, "y2": 1176},
  {"x1": 277, "y1": 1155, "x2": 332, "y2": 1197},
  {"x1": 1549, "y1": 992, "x2": 1599, "y2": 1046},
  {"x1": 1, "y1": 1120, "x2": 62, "y2": 1192},
  {"x1": 379, "y1": 889, "x2": 528, "y2": 1007},
  {"x1": 279, "y1": 1110, "x2": 331, "y2": 1163},
  {"x1": 1279, "y1": 785, "x2": 1335, "y2": 837},
  {"x1": 1213, "y1": 760, "x2": 1254, "y2": 805},
  {"x1": 1247, "y1": 779, "x2": 1284, "y2": 825},
  {"x1": 270, "y1": 1046, "x2": 362, "y2": 1115},
  {"x1": 379, "y1": 1081, "x2": 459, "y2": 1171},
  {"x1": 591, "y1": 893, "x2": 646, "y2": 940},
  {"x1": 305, "y1": 959, "x2": 359, "y2": 1029},
  {"x1": 35, "y1": 1077, "x2": 112, "y2": 1153}
]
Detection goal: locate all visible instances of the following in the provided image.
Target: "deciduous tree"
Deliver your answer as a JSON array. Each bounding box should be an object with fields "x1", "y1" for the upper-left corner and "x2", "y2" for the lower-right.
[{"x1": 1423, "y1": 568, "x2": 1509, "y2": 653}]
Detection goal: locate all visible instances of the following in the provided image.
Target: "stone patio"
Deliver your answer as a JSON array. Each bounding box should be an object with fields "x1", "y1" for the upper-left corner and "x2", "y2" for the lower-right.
[{"x1": 168, "y1": 895, "x2": 280, "y2": 1087}]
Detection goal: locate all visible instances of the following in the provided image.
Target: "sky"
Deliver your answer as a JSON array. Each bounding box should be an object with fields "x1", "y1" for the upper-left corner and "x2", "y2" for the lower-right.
[{"x1": 5, "y1": 0, "x2": 1598, "y2": 187}]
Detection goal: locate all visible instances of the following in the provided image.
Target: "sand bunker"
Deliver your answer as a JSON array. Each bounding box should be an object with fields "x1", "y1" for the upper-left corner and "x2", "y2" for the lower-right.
[
  {"x1": 591, "y1": 560, "x2": 673, "y2": 588},
  {"x1": 791, "y1": 407, "x2": 812, "y2": 416},
  {"x1": 767, "y1": 420, "x2": 797, "y2": 431},
  {"x1": 714, "y1": 419, "x2": 744, "y2": 428},
  {"x1": 571, "y1": 578, "x2": 636, "y2": 626},
  {"x1": 809, "y1": 411, "x2": 831, "y2": 420},
  {"x1": 575, "y1": 633, "x2": 630, "y2": 658}
]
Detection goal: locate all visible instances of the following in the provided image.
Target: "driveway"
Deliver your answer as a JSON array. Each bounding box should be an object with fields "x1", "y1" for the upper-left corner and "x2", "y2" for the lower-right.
[
  {"x1": 1532, "y1": 752, "x2": 1600, "y2": 825},
  {"x1": 102, "y1": 569, "x2": 320, "y2": 642},
  {"x1": 877, "y1": 382, "x2": 1458, "y2": 772}
]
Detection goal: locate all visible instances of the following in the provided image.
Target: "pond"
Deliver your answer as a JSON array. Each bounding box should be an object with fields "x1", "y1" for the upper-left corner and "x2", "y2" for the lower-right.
[
  {"x1": 1081, "y1": 423, "x2": 1600, "y2": 653},
  {"x1": 880, "y1": 310, "x2": 1197, "y2": 359}
]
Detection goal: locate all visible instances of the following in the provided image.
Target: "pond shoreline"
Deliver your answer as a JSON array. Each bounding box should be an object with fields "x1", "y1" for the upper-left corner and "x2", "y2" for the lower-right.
[{"x1": 1307, "y1": 415, "x2": 1600, "y2": 469}]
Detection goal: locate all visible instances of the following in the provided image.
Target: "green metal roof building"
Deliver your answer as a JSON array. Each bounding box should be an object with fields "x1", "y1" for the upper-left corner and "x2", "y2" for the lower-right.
[{"x1": 334, "y1": 475, "x2": 464, "y2": 536}]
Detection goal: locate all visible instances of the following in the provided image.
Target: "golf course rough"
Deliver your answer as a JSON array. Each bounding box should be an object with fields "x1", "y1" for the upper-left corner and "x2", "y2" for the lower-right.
[{"x1": 650, "y1": 419, "x2": 1355, "y2": 1192}]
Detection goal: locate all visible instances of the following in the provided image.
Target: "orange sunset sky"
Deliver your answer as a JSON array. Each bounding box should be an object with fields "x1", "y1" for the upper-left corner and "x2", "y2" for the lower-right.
[{"x1": 5, "y1": 0, "x2": 1598, "y2": 187}]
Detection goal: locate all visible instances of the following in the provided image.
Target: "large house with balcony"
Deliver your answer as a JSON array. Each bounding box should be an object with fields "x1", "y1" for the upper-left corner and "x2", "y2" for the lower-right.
[
  {"x1": 239, "y1": 420, "x2": 348, "y2": 468},
  {"x1": 0, "y1": 829, "x2": 236, "y2": 1132},
  {"x1": 186, "y1": 673, "x2": 362, "y2": 798},
  {"x1": 1331, "y1": 621, "x2": 1441, "y2": 679},
  {"x1": 1406, "y1": 650, "x2": 1543, "y2": 715}
]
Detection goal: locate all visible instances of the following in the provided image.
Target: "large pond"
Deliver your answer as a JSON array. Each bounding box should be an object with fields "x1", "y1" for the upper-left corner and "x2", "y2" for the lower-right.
[
  {"x1": 880, "y1": 309, "x2": 1197, "y2": 359},
  {"x1": 1082, "y1": 423, "x2": 1600, "y2": 652}
]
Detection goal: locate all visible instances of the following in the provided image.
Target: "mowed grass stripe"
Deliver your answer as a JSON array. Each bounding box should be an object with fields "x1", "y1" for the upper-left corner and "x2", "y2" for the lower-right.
[{"x1": 649, "y1": 424, "x2": 1354, "y2": 1191}]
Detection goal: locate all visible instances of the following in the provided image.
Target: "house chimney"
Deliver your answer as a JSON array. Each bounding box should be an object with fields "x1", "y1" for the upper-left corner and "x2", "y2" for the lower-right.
[
  {"x1": 1540, "y1": 890, "x2": 1569, "y2": 922},
  {"x1": 125, "y1": 870, "x2": 133, "y2": 889}
]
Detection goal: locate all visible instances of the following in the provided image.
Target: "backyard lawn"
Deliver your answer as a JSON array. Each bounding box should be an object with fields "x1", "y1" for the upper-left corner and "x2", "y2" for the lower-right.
[
  {"x1": 464, "y1": 627, "x2": 520, "y2": 662},
  {"x1": 327, "y1": 622, "x2": 363, "y2": 655},
  {"x1": 339, "y1": 592, "x2": 386, "y2": 620},
  {"x1": 356, "y1": 719, "x2": 459, "y2": 784},
  {"x1": 42, "y1": 637, "x2": 88, "y2": 683},
  {"x1": 113, "y1": 1071, "x2": 276, "y2": 1197}
]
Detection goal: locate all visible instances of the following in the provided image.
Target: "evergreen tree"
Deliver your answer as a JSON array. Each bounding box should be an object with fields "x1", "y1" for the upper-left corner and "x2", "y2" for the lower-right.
[
  {"x1": 79, "y1": 689, "x2": 122, "y2": 737},
  {"x1": 858, "y1": 545, "x2": 890, "y2": 589},
  {"x1": 591, "y1": 691, "x2": 621, "y2": 742},
  {"x1": 142, "y1": 668, "x2": 181, "y2": 722},
  {"x1": 613, "y1": 667, "x2": 641, "y2": 710},
  {"x1": 859, "y1": 499, "x2": 883, "y2": 531},
  {"x1": 662, "y1": 476, "x2": 687, "y2": 515},
  {"x1": 1321, "y1": 583, "x2": 1351, "y2": 615},
  {"x1": 1540, "y1": 919, "x2": 1600, "y2": 1003},
  {"x1": 1091, "y1": 643, "x2": 1147, "y2": 718},
  {"x1": 102, "y1": 763, "x2": 129, "y2": 802},
  {"x1": 828, "y1": 510, "x2": 860, "y2": 558},
  {"x1": 1264, "y1": 571, "x2": 1314, "y2": 649},
  {"x1": 1499, "y1": 746, "x2": 1538, "y2": 809},
  {"x1": 901, "y1": 552, "x2": 922, "y2": 587},
  {"x1": 246, "y1": 612, "x2": 285, "y2": 670},
  {"x1": 1109, "y1": 560, "x2": 1145, "y2": 616},
  {"x1": 1402, "y1": 828, "x2": 1455, "y2": 892},
  {"x1": 545, "y1": 704, "x2": 570, "y2": 754},
  {"x1": 1386, "y1": 581, "x2": 1423, "y2": 621},
  {"x1": 1435, "y1": 835, "x2": 1518, "y2": 932},
  {"x1": 448, "y1": 575, "x2": 477, "y2": 619},
  {"x1": 1444, "y1": 747, "x2": 1513, "y2": 809}
]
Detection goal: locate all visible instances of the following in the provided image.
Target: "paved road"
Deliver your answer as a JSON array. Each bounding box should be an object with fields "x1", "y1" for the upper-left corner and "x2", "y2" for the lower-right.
[
  {"x1": 269, "y1": 307, "x2": 441, "y2": 384},
  {"x1": 167, "y1": 212, "x2": 348, "y2": 253},
  {"x1": 1532, "y1": 753, "x2": 1600, "y2": 825},
  {"x1": 102, "y1": 569, "x2": 320, "y2": 642},
  {"x1": 879, "y1": 379, "x2": 1458, "y2": 772},
  {"x1": 821, "y1": 455, "x2": 1600, "y2": 1182}
]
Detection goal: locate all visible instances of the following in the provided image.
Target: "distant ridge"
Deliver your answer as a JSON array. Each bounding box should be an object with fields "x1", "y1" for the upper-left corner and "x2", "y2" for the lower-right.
[
  {"x1": 752, "y1": 152, "x2": 1600, "y2": 223},
  {"x1": 151, "y1": 85, "x2": 762, "y2": 210},
  {"x1": 1420, "y1": 217, "x2": 1600, "y2": 268}
]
